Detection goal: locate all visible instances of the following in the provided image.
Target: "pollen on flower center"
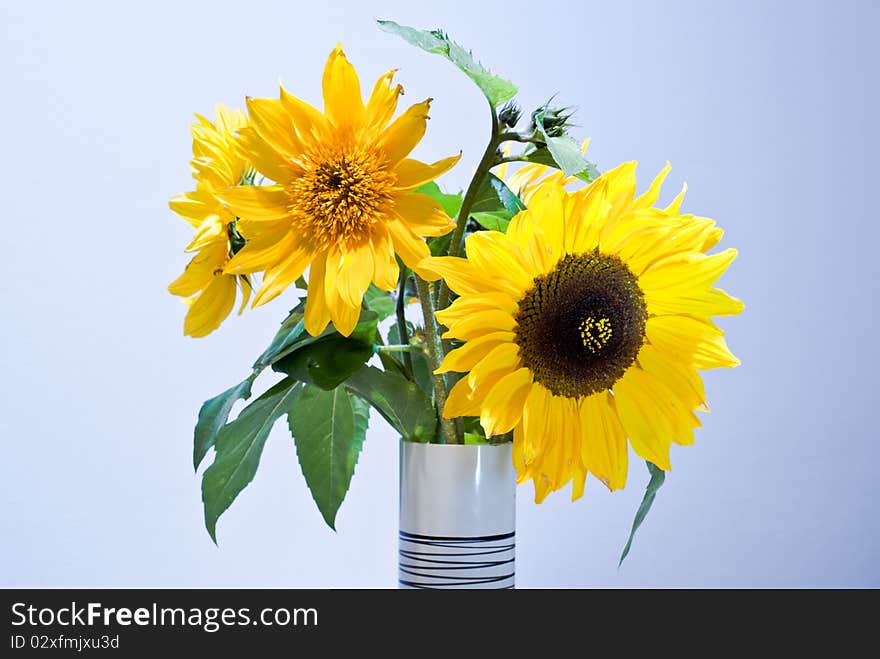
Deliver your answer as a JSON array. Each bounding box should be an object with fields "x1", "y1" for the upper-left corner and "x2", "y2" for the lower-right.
[
  {"x1": 514, "y1": 252, "x2": 648, "y2": 398},
  {"x1": 288, "y1": 144, "x2": 396, "y2": 250}
]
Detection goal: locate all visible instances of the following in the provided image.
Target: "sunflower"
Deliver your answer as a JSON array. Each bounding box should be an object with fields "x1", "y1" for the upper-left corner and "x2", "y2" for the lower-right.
[
  {"x1": 218, "y1": 45, "x2": 461, "y2": 337},
  {"x1": 168, "y1": 105, "x2": 254, "y2": 337},
  {"x1": 422, "y1": 163, "x2": 742, "y2": 502}
]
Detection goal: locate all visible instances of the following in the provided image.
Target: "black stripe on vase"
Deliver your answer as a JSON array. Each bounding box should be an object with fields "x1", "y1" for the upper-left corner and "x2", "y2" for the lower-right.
[{"x1": 398, "y1": 531, "x2": 515, "y2": 589}]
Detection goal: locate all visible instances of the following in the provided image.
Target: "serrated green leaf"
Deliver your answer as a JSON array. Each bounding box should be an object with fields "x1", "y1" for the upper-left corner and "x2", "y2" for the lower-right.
[
  {"x1": 619, "y1": 461, "x2": 666, "y2": 567},
  {"x1": 344, "y1": 366, "x2": 437, "y2": 442},
  {"x1": 288, "y1": 386, "x2": 369, "y2": 530},
  {"x1": 272, "y1": 310, "x2": 379, "y2": 390},
  {"x1": 415, "y1": 181, "x2": 463, "y2": 219},
  {"x1": 517, "y1": 144, "x2": 559, "y2": 169},
  {"x1": 378, "y1": 20, "x2": 517, "y2": 108},
  {"x1": 201, "y1": 378, "x2": 303, "y2": 542},
  {"x1": 193, "y1": 378, "x2": 254, "y2": 471},
  {"x1": 363, "y1": 284, "x2": 395, "y2": 321},
  {"x1": 471, "y1": 210, "x2": 512, "y2": 232},
  {"x1": 472, "y1": 172, "x2": 526, "y2": 215},
  {"x1": 533, "y1": 111, "x2": 600, "y2": 181}
]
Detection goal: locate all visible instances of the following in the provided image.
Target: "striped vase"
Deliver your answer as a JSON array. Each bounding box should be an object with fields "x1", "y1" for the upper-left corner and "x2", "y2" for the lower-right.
[{"x1": 398, "y1": 441, "x2": 516, "y2": 589}]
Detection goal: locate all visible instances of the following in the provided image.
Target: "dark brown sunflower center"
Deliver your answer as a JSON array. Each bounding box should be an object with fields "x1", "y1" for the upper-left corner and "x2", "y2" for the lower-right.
[
  {"x1": 514, "y1": 252, "x2": 648, "y2": 398},
  {"x1": 288, "y1": 146, "x2": 395, "y2": 250}
]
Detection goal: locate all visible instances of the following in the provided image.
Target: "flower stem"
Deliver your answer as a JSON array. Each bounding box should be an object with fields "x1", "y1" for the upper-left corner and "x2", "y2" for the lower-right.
[
  {"x1": 438, "y1": 103, "x2": 502, "y2": 309},
  {"x1": 377, "y1": 344, "x2": 422, "y2": 354},
  {"x1": 415, "y1": 276, "x2": 460, "y2": 444},
  {"x1": 395, "y1": 267, "x2": 414, "y2": 377}
]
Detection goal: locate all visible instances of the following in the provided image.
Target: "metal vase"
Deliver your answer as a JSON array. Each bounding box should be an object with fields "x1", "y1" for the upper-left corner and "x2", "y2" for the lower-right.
[{"x1": 398, "y1": 441, "x2": 516, "y2": 589}]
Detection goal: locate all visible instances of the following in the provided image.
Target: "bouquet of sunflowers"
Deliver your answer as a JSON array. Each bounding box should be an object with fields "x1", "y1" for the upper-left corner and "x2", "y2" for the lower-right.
[{"x1": 168, "y1": 20, "x2": 741, "y2": 561}]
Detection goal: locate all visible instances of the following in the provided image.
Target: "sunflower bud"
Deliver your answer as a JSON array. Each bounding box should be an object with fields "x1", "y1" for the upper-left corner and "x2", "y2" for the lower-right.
[
  {"x1": 498, "y1": 101, "x2": 521, "y2": 128},
  {"x1": 529, "y1": 102, "x2": 575, "y2": 139}
]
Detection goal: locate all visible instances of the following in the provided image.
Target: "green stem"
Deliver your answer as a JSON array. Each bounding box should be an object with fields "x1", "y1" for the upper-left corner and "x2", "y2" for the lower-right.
[
  {"x1": 415, "y1": 277, "x2": 460, "y2": 444},
  {"x1": 395, "y1": 267, "x2": 414, "y2": 377},
  {"x1": 378, "y1": 344, "x2": 422, "y2": 354},
  {"x1": 438, "y1": 103, "x2": 502, "y2": 309}
]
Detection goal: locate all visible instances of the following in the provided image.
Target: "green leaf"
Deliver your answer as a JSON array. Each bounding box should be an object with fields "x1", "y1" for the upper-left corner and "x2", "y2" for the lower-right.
[
  {"x1": 272, "y1": 310, "x2": 379, "y2": 390},
  {"x1": 344, "y1": 366, "x2": 437, "y2": 442},
  {"x1": 415, "y1": 181, "x2": 463, "y2": 219},
  {"x1": 201, "y1": 378, "x2": 303, "y2": 542},
  {"x1": 363, "y1": 284, "x2": 396, "y2": 321},
  {"x1": 533, "y1": 110, "x2": 600, "y2": 182},
  {"x1": 517, "y1": 144, "x2": 559, "y2": 169},
  {"x1": 464, "y1": 432, "x2": 489, "y2": 445},
  {"x1": 193, "y1": 378, "x2": 254, "y2": 471},
  {"x1": 619, "y1": 461, "x2": 666, "y2": 567},
  {"x1": 288, "y1": 386, "x2": 369, "y2": 530},
  {"x1": 252, "y1": 304, "x2": 312, "y2": 370},
  {"x1": 471, "y1": 210, "x2": 512, "y2": 233},
  {"x1": 472, "y1": 172, "x2": 526, "y2": 215},
  {"x1": 377, "y1": 20, "x2": 517, "y2": 108}
]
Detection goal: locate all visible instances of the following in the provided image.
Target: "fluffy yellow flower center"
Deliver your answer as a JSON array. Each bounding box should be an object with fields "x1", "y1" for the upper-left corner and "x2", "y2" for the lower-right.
[
  {"x1": 514, "y1": 252, "x2": 648, "y2": 398},
  {"x1": 288, "y1": 144, "x2": 396, "y2": 251}
]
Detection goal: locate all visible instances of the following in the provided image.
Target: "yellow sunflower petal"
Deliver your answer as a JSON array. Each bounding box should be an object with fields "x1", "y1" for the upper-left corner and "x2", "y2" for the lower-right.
[
  {"x1": 441, "y1": 309, "x2": 517, "y2": 341},
  {"x1": 217, "y1": 185, "x2": 291, "y2": 221},
  {"x1": 365, "y1": 69, "x2": 402, "y2": 132},
  {"x1": 252, "y1": 245, "x2": 312, "y2": 307},
  {"x1": 304, "y1": 256, "x2": 332, "y2": 336},
  {"x1": 224, "y1": 230, "x2": 296, "y2": 275},
  {"x1": 169, "y1": 192, "x2": 212, "y2": 227},
  {"x1": 336, "y1": 243, "x2": 373, "y2": 308},
  {"x1": 480, "y1": 368, "x2": 533, "y2": 437},
  {"x1": 184, "y1": 275, "x2": 237, "y2": 338},
  {"x1": 633, "y1": 161, "x2": 671, "y2": 210},
  {"x1": 246, "y1": 96, "x2": 303, "y2": 157},
  {"x1": 417, "y1": 256, "x2": 493, "y2": 295},
  {"x1": 386, "y1": 218, "x2": 430, "y2": 274},
  {"x1": 393, "y1": 193, "x2": 456, "y2": 237},
  {"x1": 234, "y1": 126, "x2": 297, "y2": 184},
  {"x1": 394, "y1": 154, "x2": 462, "y2": 190},
  {"x1": 614, "y1": 365, "x2": 700, "y2": 469},
  {"x1": 378, "y1": 99, "x2": 431, "y2": 164},
  {"x1": 637, "y1": 344, "x2": 707, "y2": 412},
  {"x1": 645, "y1": 315, "x2": 740, "y2": 370},
  {"x1": 435, "y1": 292, "x2": 518, "y2": 327},
  {"x1": 464, "y1": 231, "x2": 535, "y2": 294},
  {"x1": 168, "y1": 243, "x2": 227, "y2": 297},
  {"x1": 579, "y1": 391, "x2": 628, "y2": 491},
  {"x1": 328, "y1": 296, "x2": 361, "y2": 337},
  {"x1": 443, "y1": 377, "x2": 481, "y2": 418},
  {"x1": 370, "y1": 227, "x2": 399, "y2": 291},
  {"x1": 523, "y1": 183, "x2": 565, "y2": 260},
  {"x1": 436, "y1": 331, "x2": 517, "y2": 373},
  {"x1": 322, "y1": 44, "x2": 364, "y2": 129},
  {"x1": 279, "y1": 84, "x2": 327, "y2": 142},
  {"x1": 467, "y1": 342, "x2": 521, "y2": 389}
]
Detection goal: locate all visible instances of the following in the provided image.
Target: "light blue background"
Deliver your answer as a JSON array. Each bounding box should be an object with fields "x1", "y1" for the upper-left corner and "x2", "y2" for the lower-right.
[{"x1": 1, "y1": 0, "x2": 877, "y2": 587}]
